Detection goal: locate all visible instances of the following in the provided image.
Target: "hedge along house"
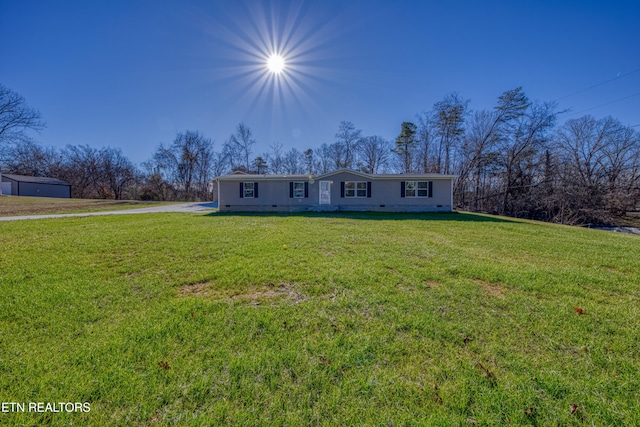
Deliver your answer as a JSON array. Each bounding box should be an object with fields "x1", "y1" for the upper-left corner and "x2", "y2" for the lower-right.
[
  {"x1": 1, "y1": 173, "x2": 71, "y2": 198},
  {"x1": 215, "y1": 169, "x2": 455, "y2": 212}
]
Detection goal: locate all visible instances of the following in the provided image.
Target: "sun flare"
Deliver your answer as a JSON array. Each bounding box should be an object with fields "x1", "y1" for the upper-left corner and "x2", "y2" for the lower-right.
[
  {"x1": 266, "y1": 54, "x2": 286, "y2": 74},
  {"x1": 205, "y1": 1, "x2": 337, "y2": 119}
]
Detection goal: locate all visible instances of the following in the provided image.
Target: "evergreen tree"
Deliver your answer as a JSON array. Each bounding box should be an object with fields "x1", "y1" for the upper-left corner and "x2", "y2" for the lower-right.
[{"x1": 393, "y1": 121, "x2": 417, "y2": 173}]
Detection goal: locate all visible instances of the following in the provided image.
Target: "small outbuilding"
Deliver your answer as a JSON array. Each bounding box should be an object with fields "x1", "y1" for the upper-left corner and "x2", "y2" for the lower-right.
[{"x1": 1, "y1": 173, "x2": 71, "y2": 198}]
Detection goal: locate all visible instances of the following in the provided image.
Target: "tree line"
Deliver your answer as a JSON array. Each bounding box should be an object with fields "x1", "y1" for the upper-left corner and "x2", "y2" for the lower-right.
[{"x1": 1, "y1": 82, "x2": 639, "y2": 225}]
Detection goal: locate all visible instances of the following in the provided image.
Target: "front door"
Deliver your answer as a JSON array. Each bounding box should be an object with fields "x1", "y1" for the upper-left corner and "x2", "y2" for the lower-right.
[{"x1": 319, "y1": 181, "x2": 331, "y2": 205}]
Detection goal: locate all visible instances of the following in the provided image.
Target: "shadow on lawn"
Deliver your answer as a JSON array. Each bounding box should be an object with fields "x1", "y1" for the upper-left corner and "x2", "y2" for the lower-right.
[{"x1": 205, "y1": 210, "x2": 515, "y2": 223}]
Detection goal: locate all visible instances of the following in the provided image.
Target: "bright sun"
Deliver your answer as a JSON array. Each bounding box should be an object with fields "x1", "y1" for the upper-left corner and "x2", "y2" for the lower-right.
[{"x1": 266, "y1": 54, "x2": 286, "y2": 74}]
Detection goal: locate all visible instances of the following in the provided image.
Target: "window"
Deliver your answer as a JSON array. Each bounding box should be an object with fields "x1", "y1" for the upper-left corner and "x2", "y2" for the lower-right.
[
  {"x1": 345, "y1": 181, "x2": 367, "y2": 198},
  {"x1": 404, "y1": 181, "x2": 431, "y2": 197},
  {"x1": 239, "y1": 182, "x2": 258, "y2": 198},
  {"x1": 290, "y1": 181, "x2": 308, "y2": 198},
  {"x1": 243, "y1": 182, "x2": 254, "y2": 198}
]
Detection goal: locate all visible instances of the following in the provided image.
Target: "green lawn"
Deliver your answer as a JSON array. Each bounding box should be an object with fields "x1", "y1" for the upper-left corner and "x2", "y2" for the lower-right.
[{"x1": 1, "y1": 212, "x2": 639, "y2": 426}]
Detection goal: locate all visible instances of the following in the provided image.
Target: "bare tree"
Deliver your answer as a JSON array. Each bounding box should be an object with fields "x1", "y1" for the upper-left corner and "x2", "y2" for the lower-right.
[
  {"x1": 329, "y1": 142, "x2": 347, "y2": 171},
  {"x1": 58, "y1": 145, "x2": 102, "y2": 198},
  {"x1": 316, "y1": 143, "x2": 333, "y2": 174},
  {"x1": 152, "y1": 130, "x2": 215, "y2": 201},
  {"x1": 268, "y1": 142, "x2": 285, "y2": 174},
  {"x1": 99, "y1": 147, "x2": 137, "y2": 200},
  {"x1": 555, "y1": 116, "x2": 640, "y2": 222},
  {"x1": 453, "y1": 88, "x2": 560, "y2": 218},
  {"x1": 433, "y1": 93, "x2": 468, "y2": 174},
  {"x1": 140, "y1": 160, "x2": 173, "y2": 201},
  {"x1": 282, "y1": 148, "x2": 303, "y2": 174},
  {"x1": 455, "y1": 110, "x2": 501, "y2": 210},
  {"x1": 334, "y1": 121, "x2": 362, "y2": 169},
  {"x1": 357, "y1": 135, "x2": 391, "y2": 174},
  {"x1": 212, "y1": 150, "x2": 229, "y2": 177},
  {"x1": 0, "y1": 83, "x2": 45, "y2": 146},
  {"x1": 556, "y1": 115, "x2": 611, "y2": 189},
  {"x1": 228, "y1": 122, "x2": 256, "y2": 170},
  {"x1": 461, "y1": 87, "x2": 531, "y2": 215},
  {"x1": 497, "y1": 99, "x2": 558, "y2": 216},
  {"x1": 600, "y1": 122, "x2": 640, "y2": 214},
  {"x1": 221, "y1": 138, "x2": 241, "y2": 171},
  {"x1": 415, "y1": 111, "x2": 437, "y2": 173},
  {"x1": 2, "y1": 140, "x2": 61, "y2": 177}
]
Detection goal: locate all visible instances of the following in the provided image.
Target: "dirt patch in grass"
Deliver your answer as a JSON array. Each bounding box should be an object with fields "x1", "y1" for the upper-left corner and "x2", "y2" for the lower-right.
[
  {"x1": 424, "y1": 280, "x2": 441, "y2": 288},
  {"x1": 178, "y1": 281, "x2": 308, "y2": 304},
  {"x1": 231, "y1": 284, "x2": 308, "y2": 304},
  {"x1": 178, "y1": 281, "x2": 215, "y2": 297},
  {"x1": 473, "y1": 279, "x2": 504, "y2": 297}
]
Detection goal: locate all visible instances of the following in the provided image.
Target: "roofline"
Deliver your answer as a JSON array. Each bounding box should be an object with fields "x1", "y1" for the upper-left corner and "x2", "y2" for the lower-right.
[
  {"x1": 369, "y1": 173, "x2": 457, "y2": 180},
  {"x1": 215, "y1": 174, "x2": 311, "y2": 181},
  {"x1": 215, "y1": 169, "x2": 456, "y2": 181},
  {"x1": 313, "y1": 169, "x2": 370, "y2": 180},
  {"x1": 1, "y1": 174, "x2": 71, "y2": 186}
]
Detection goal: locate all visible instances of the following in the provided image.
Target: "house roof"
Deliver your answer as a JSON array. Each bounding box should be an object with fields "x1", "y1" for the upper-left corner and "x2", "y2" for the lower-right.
[
  {"x1": 216, "y1": 173, "x2": 311, "y2": 181},
  {"x1": 315, "y1": 169, "x2": 456, "y2": 180},
  {"x1": 1, "y1": 173, "x2": 71, "y2": 186},
  {"x1": 215, "y1": 169, "x2": 456, "y2": 181}
]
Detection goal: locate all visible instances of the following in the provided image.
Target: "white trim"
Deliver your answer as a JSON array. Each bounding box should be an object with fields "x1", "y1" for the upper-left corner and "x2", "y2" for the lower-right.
[
  {"x1": 293, "y1": 181, "x2": 305, "y2": 198},
  {"x1": 344, "y1": 181, "x2": 367, "y2": 198},
  {"x1": 404, "y1": 181, "x2": 430, "y2": 198},
  {"x1": 243, "y1": 182, "x2": 255, "y2": 198},
  {"x1": 319, "y1": 181, "x2": 331, "y2": 205},
  {"x1": 451, "y1": 178, "x2": 454, "y2": 208}
]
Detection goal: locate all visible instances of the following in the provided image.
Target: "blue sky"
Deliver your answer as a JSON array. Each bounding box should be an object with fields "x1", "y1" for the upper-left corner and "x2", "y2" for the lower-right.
[{"x1": 1, "y1": 0, "x2": 639, "y2": 164}]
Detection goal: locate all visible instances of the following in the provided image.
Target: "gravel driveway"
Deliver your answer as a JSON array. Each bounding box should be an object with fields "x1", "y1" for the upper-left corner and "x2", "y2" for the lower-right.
[{"x1": 0, "y1": 202, "x2": 217, "y2": 222}]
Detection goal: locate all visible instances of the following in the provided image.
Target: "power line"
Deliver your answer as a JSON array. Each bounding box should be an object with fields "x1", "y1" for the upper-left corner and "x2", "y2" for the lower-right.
[
  {"x1": 554, "y1": 68, "x2": 640, "y2": 101},
  {"x1": 570, "y1": 90, "x2": 640, "y2": 116}
]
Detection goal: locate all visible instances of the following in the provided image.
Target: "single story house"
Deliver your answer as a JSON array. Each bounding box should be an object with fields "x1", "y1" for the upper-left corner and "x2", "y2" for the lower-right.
[
  {"x1": 215, "y1": 169, "x2": 455, "y2": 212},
  {"x1": 1, "y1": 173, "x2": 71, "y2": 198}
]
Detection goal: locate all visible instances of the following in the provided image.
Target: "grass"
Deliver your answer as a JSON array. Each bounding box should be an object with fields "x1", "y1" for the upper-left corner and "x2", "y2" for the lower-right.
[
  {"x1": 0, "y1": 195, "x2": 176, "y2": 216},
  {"x1": 0, "y1": 211, "x2": 639, "y2": 426}
]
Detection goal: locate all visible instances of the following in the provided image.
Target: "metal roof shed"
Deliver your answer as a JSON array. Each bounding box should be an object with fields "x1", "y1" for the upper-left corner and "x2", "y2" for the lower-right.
[{"x1": 1, "y1": 174, "x2": 71, "y2": 198}]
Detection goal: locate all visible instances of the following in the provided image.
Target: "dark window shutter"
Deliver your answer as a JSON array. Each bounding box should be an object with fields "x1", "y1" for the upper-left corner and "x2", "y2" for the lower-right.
[
  {"x1": 289, "y1": 182, "x2": 293, "y2": 198},
  {"x1": 340, "y1": 182, "x2": 345, "y2": 198},
  {"x1": 367, "y1": 181, "x2": 372, "y2": 198},
  {"x1": 240, "y1": 182, "x2": 244, "y2": 198},
  {"x1": 304, "y1": 182, "x2": 309, "y2": 198},
  {"x1": 428, "y1": 181, "x2": 433, "y2": 198},
  {"x1": 254, "y1": 182, "x2": 259, "y2": 198},
  {"x1": 400, "y1": 181, "x2": 405, "y2": 197}
]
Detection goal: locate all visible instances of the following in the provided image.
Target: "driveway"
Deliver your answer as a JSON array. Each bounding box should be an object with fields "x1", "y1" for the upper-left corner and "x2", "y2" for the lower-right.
[{"x1": 0, "y1": 202, "x2": 217, "y2": 222}]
